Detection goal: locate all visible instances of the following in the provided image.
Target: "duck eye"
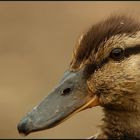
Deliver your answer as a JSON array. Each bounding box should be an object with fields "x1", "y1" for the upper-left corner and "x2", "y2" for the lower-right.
[{"x1": 110, "y1": 48, "x2": 124, "y2": 60}]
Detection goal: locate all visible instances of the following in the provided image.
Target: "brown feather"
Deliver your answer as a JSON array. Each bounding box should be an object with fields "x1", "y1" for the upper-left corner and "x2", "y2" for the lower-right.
[{"x1": 70, "y1": 15, "x2": 140, "y2": 71}]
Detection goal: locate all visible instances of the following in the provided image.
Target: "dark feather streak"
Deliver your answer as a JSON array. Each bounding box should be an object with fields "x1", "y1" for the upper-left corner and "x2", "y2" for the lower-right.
[{"x1": 71, "y1": 15, "x2": 140, "y2": 72}]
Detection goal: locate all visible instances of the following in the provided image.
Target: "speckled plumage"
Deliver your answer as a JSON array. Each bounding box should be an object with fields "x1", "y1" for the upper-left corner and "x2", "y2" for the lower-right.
[{"x1": 70, "y1": 15, "x2": 140, "y2": 139}]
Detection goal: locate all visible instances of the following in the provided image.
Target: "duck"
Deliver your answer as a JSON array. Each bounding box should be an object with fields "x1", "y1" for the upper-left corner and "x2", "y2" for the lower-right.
[{"x1": 17, "y1": 14, "x2": 140, "y2": 139}]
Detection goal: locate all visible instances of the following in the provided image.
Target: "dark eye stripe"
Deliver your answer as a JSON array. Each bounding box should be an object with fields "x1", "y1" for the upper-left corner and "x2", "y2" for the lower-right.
[
  {"x1": 84, "y1": 45, "x2": 140, "y2": 78},
  {"x1": 125, "y1": 45, "x2": 140, "y2": 57},
  {"x1": 84, "y1": 58, "x2": 109, "y2": 78}
]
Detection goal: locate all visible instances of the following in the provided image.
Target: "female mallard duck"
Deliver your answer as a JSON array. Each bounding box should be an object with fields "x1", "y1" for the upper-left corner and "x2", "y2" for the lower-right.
[{"x1": 17, "y1": 15, "x2": 140, "y2": 139}]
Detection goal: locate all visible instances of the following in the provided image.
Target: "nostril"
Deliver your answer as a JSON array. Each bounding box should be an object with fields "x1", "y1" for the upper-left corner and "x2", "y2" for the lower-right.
[{"x1": 61, "y1": 88, "x2": 71, "y2": 96}]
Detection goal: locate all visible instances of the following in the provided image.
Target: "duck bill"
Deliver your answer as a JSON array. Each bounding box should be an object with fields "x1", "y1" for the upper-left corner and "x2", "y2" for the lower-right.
[{"x1": 17, "y1": 71, "x2": 99, "y2": 135}]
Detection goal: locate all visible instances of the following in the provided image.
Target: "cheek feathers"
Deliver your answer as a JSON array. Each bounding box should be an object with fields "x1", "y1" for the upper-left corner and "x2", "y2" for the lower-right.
[{"x1": 86, "y1": 60, "x2": 137, "y2": 96}]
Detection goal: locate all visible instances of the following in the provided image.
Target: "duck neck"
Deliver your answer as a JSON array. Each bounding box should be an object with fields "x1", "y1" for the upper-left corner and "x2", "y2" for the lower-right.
[{"x1": 101, "y1": 108, "x2": 140, "y2": 139}]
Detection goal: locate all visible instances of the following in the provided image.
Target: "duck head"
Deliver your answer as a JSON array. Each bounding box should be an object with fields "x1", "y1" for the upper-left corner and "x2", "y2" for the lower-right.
[{"x1": 18, "y1": 15, "x2": 140, "y2": 136}]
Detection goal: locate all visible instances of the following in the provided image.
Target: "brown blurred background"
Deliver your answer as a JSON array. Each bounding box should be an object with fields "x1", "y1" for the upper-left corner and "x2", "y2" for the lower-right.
[{"x1": 0, "y1": 1, "x2": 140, "y2": 138}]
